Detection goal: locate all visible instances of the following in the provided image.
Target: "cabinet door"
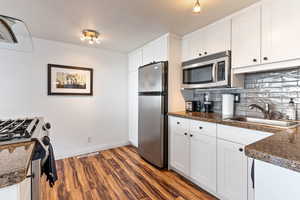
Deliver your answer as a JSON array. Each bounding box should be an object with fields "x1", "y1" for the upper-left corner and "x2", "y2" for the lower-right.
[
  {"x1": 142, "y1": 42, "x2": 154, "y2": 65},
  {"x1": 182, "y1": 37, "x2": 190, "y2": 62},
  {"x1": 203, "y1": 19, "x2": 231, "y2": 56},
  {"x1": 188, "y1": 30, "x2": 204, "y2": 61},
  {"x1": 217, "y1": 139, "x2": 248, "y2": 200},
  {"x1": 128, "y1": 71, "x2": 139, "y2": 147},
  {"x1": 262, "y1": 0, "x2": 300, "y2": 64},
  {"x1": 190, "y1": 134, "x2": 217, "y2": 193},
  {"x1": 129, "y1": 48, "x2": 143, "y2": 71},
  {"x1": 169, "y1": 118, "x2": 190, "y2": 175},
  {"x1": 232, "y1": 5, "x2": 261, "y2": 68},
  {"x1": 153, "y1": 35, "x2": 168, "y2": 62}
]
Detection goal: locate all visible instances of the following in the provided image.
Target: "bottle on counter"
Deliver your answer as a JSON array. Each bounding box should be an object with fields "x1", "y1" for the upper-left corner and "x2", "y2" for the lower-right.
[{"x1": 286, "y1": 98, "x2": 296, "y2": 120}]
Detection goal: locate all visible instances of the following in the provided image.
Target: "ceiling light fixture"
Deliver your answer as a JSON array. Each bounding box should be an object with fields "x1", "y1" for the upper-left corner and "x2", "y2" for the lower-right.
[
  {"x1": 80, "y1": 29, "x2": 101, "y2": 44},
  {"x1": 193, "y1": 0, "x2": 201, "y2": 13}
]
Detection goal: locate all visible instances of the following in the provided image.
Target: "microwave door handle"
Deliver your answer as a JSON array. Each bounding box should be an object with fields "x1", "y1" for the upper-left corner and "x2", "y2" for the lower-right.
[{"x1": 212, "y1": 63, "x2": 217, "y2": 82}]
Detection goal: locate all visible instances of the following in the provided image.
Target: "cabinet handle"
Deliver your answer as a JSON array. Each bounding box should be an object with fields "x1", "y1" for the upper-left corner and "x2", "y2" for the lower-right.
[
  {"x1": 184, "y1": 133, "x2": 188, "y2": 136},
  {"x1": 253, "y1": 58, "x2": 257, "y2": 62},
  {"x1": 199, "y1": 126, "x2": 203, "y2": 130},
  {"x1": 199, "y1": 53, "x2": 202, "y2": 56},
  {"x1": 190, "y1": 134, "x2": 193, "y2": 137},
  {"x1": 239, "y1": 148, "x2": 243, "y2": 152},
  {"x1": 251, "y1": 160, "x2": 255, "y2": 189},
  {"x1": 204, "y1": 52, "x2": 208, "y2": 55},
  {"x1": 177, "y1": 122, "x2": 180, "y2": 125},
  {"x1": 263, "y1": 57, "x2": 268, "y2": 61}
]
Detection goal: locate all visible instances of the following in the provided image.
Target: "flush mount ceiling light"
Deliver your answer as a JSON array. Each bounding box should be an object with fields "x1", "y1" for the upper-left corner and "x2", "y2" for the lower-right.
[
  {"x1": 80, "y1": 29, "x2": 101, "y2": 44},
  {"x1": 193, "y1": 0, "x2": 201, "y2": 13}
]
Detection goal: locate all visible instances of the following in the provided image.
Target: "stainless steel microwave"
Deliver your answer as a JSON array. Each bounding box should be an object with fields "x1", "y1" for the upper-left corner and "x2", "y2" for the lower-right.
[{"x1": 182, "y1": 51, "x2": 231, "y2": 89}]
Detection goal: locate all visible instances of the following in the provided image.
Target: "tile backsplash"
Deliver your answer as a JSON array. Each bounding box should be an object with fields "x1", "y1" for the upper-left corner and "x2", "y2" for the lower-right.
[{"x1": 181, "y1": 67, "x2": 300, "y2": 119}]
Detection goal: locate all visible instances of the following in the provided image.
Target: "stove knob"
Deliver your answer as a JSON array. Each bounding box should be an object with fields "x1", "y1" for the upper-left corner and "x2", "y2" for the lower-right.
[{"x1": 43, "y1": 123, "x2": 51, "y2": 131}]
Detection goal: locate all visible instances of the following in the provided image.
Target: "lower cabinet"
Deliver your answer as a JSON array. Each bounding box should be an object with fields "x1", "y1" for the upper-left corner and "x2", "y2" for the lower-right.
[
  {"x1": 169, "y1": 116, "x2": 273, "y2": 200},
  {"x1": 190, "y1": 134, "x2": 216, "y2": 193},
  {"x1": 169, "y1": 116, "x2": 217, "y2": 194},
  {"x1": 217, "y1": 139, "x2": 248, "y2": 200},
  {"x1": 170, "y1": 130, "x2": 190, "y2": 175}
]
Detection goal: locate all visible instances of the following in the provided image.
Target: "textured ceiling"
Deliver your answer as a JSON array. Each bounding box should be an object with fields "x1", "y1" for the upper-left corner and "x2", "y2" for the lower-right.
[{"x1": 1, "y1": 0, "x2": 259, "y2": 53}]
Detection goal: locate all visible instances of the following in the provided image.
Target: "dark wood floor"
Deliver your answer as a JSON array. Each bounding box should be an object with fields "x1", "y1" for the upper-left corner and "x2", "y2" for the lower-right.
[{"x1": 42, "y1": 145, "x2": 217, "y2": 200}]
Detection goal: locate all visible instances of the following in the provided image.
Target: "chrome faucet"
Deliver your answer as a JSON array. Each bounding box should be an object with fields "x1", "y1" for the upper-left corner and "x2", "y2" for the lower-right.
[{"x1": 248, "y1": 103, "x2": 272, "y2": 119}]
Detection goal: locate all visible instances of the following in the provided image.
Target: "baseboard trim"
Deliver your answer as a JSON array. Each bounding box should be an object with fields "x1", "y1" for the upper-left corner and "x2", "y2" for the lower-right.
[
  {"x1": 129, "y1": 139, "x2": 138, "y2": 148},
  {"x1": 55, "y1": 141, "x2": 130, "y2": 160}
]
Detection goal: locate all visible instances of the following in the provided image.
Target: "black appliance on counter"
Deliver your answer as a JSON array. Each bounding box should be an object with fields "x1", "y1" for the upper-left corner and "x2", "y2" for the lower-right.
[
  {"x1": 203, "y1": 101, "x2": 214, "y2": 113},
  {"x1": 0, "y1": 117, "x2": 55, "y2": 200},
  {"x1": 185, "y1": 101, "x2": 202, "y2": 112}
]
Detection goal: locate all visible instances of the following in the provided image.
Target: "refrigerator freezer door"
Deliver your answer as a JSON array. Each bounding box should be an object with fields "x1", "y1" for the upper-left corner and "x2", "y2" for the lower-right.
[
  {"x1": 138, "y1": 95, "x2": 166, "y2": 168},
  {"x1": 138, "y1": 63, "x2": 165, "y2": 93}
]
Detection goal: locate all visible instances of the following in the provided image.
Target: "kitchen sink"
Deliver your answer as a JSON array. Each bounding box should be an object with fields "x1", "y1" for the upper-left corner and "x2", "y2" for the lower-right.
[{"x1": 226, "y1": 117, "x2": 299, "y2": 128}]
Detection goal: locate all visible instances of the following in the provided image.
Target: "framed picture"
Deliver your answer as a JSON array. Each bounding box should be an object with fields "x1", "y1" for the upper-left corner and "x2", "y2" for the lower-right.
[{"x1": 48, "y1": 64, "x2": 93, "y2": 96}]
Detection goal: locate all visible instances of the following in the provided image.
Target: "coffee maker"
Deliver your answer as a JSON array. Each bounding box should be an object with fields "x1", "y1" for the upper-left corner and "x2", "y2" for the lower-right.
[
  {"x1": 203, "y1": 93, "x2": 214, "y2": 113},
  {"x1": 185, "y1": 101, "x2": 202, "y2": 112}
]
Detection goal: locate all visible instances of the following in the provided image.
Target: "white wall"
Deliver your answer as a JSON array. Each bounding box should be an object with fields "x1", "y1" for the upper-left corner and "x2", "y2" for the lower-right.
[{"x1": 0, "y1": 38, "x2": 129, "y2": 159}]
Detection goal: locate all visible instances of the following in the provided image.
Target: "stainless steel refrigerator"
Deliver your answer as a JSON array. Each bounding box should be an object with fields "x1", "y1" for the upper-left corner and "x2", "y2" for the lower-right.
[{"x1": 138, "y1": 61, "x2": 168, "y2": 168}]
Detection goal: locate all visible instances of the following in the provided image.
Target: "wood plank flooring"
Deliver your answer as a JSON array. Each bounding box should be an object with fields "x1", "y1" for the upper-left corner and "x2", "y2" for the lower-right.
[{"x1": 42, "y1": 145, "x2": 217, "y2": 200}]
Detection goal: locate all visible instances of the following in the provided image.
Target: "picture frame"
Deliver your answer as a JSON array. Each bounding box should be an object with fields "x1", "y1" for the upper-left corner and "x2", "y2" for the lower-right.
[{"x1": 48, "y1": 64, "x2": 93, "y2": 96}]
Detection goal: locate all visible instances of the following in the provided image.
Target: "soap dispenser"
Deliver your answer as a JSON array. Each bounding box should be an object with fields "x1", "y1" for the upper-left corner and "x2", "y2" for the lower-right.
[{"x1": 287, "y1": 98, "x2": 296, "y2": 120}]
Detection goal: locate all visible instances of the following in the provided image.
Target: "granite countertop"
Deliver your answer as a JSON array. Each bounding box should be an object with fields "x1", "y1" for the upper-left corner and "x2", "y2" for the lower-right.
[
  {"x1": 168, "y1": 111, "x2": 300, "y2": 173},
  {"x1": 0, "y1": 141, "x2": 35, "y2": 189}
]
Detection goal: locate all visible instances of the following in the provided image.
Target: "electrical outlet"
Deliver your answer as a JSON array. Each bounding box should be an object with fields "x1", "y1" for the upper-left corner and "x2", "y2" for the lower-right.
[{"x1": 87, "y1": 137, "x2": 92, "y2": 143}]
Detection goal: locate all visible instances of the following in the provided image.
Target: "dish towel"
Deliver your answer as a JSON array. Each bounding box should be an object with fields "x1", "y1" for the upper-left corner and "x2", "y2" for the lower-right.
[{"x1": 42, "y1": 136, "x2": 58, "y2": 187}]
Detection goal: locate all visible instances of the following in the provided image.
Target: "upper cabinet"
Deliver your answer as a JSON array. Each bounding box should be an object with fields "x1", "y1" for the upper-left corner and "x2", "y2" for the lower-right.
[
  {"x1": 232, "y1": 5, "x2": 261, "y2": 68},
  {"x1": 261, "y1": 0, "x2": 300, "y2": 64},
  {"x1": 128, "y1": 48, "x2": 143, "y2": 72},
  {"x1": 182, "y1": 19, "x2": 231, "y2": 62},
  {"x1": 142, "y1": 35, "x2": 168, "y2": 65},
  {"x1": 202, "y1": 19, "x2": 231, "y2": 56},
  {"x1": 232, "y1": 0, "x2": 300, "y2": 72}
]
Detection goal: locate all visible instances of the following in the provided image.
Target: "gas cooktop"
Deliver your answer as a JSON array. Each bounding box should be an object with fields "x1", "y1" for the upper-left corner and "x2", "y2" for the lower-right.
[{"x1": 0, "y1": 117, "x2": 49, "y2": 145}]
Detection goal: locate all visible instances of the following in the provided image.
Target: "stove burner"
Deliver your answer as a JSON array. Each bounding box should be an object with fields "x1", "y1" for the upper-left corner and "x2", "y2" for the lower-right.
[{"x1": 0, "y1": 119, "x2": 34, "y2": 141}]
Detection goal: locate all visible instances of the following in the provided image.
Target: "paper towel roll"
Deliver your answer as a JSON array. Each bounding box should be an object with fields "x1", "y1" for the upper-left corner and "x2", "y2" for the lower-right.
[{"x1": 222, "y1": 94, "x2": 234, "y2": 119}]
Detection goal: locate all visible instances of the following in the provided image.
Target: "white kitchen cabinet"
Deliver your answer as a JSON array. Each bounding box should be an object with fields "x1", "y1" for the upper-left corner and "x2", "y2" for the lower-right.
[
  {"x1": 128, "y1": 48, "x2": 143, "y2": 72},
  {"x1": 217, "y1": 139, "x2": 248, "y2": 200},
  {"x1": 128, "y1": 48, "x2": 142, "y2": 147},
  {"x1": 255, "y1": 159, "x2": 300, "y2": 200},
  {"x1": 142, "y1": 42, "x2": 153, "y2": 66},
  {"x1": 169, "y1": 117, "x2": 217, "y2": 193},
  {"x1": 262, "y1": 0, "x2": 300, "y2": 64},
  {"x1": 181, "y1": 29, "x2": 204, "y2": 62},
  {"x1": 169, "y1": 117, "x2": 190, "y2": 174},
  {"x1": 190, "y1": 134, "x2": 216, "y2": 193},
  {"x1": 142, "y1": 36, "x2": 168, "y2": 65},
  {"x1": 181, "y1": 37, "x2": 190, "y2": 62},
  {"x1": 190, "y1": 120, "x2": 217, "y2": 193},
  {"x1": 181, "y1": 19, "x2": 231, "y2": 62},
  {"x1": 128, "y1": 71, "x2": 139, "y2": 147},
  {"x1": 232, "y1": 5, "x2": 261, "y2": 68},
  {"x1": 202, "y1": 19, "x2": 231, "y2": 56}
]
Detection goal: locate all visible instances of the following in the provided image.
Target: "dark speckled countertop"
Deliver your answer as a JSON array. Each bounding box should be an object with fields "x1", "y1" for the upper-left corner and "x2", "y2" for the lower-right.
[
  {"x1": 0, "y1": 141, "x2": 35, "y2": 189},
  {"x1": 168, "y1": 111, "x2": 300, "y2": 173}
]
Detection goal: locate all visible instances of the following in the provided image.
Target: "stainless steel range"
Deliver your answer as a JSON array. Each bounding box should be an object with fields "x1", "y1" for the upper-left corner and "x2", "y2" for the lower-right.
[{"x1": 0, "y1": 117, "x2": 52, "y2": 200}]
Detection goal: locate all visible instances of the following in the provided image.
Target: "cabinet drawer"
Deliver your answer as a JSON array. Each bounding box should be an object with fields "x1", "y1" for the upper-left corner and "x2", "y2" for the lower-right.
[
  {"x1": 190, "y1": 120, "x2": 217, "y2": 137},
  {"x1": 217, "y1": 124, "x2": 273, "y2": 145},
  {"x1": 169, "y1": 116, "x2": 189, "y2": 133}
]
